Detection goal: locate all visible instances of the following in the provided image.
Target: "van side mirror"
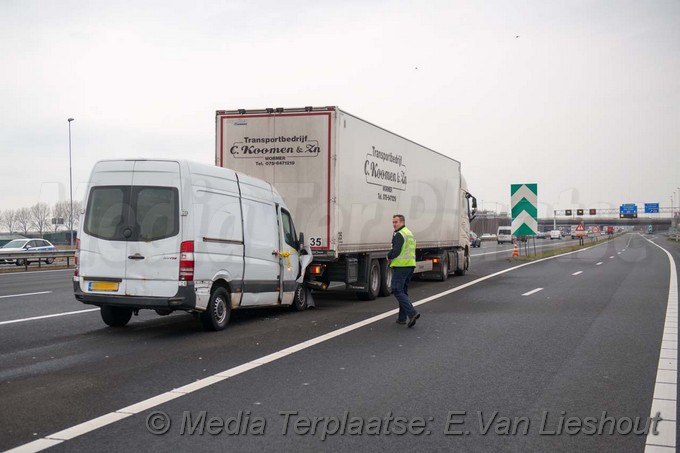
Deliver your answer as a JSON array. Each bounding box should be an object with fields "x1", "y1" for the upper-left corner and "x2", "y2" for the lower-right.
[{"x1": 298, "y1": 232, "x2": 305, "y2": 251}]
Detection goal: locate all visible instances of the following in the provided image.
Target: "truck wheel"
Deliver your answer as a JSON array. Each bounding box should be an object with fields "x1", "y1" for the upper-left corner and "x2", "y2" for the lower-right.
[
  {"x1": 200, "y1": 287, "x2": 231, "y2": 331},
  {"x1": 438, "y1": 255, "x2": 449, "y2": 281},
  {"x1": 378, "y1": 260, "x2": 392, "y2": 297},
  {"x1": 100, "y1": 306, "x2": 133, "y2": 327},
  {"x1": 357, "y1": 259, "x2": 380, "y2": 301},
  {"x1": 291, "y1": 284, "x2": 308, "y2": 311},
  {"x1": 455, "y1": 252, "x2": 469, "y2": 276}
]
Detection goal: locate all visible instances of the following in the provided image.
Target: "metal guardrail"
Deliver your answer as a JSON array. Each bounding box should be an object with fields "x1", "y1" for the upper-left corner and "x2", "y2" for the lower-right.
[{"x1": 0, "y1": 250, "x2": 76, "y2": 270}]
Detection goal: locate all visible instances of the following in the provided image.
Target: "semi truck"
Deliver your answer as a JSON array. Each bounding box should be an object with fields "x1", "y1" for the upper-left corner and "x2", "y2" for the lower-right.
[{"x1": 215, "y1": 106, "x2": 476, "y2": 300}]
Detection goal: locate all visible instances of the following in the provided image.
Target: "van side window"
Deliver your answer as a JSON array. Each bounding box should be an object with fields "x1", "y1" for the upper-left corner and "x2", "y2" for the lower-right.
[{"x1": 281, "y1": 209, "x2": 297, "y2": 249}]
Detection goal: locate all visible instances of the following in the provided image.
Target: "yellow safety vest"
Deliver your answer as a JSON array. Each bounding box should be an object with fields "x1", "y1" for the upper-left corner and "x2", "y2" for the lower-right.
[{"x1": 390, "y1": 227, "x2": 416, "y2": 267}]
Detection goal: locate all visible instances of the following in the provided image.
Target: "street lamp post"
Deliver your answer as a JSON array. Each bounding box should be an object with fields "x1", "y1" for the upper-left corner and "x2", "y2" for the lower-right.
[{"x1": 68, "y1": 118, "x2": 74, "y2": 247}]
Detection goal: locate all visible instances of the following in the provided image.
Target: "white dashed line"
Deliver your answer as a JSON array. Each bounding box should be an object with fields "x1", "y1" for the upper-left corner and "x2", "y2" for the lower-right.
[
  {"x1": 596, "y1": 262, "x2": 603, "y2": 266},
  {"x1": 0, "y1": 291, "x2": 51, "y2": 299},
  {"x1": 572, "y1": 271, "x2": 583, "y2": 276},
  {"x1": 0, "y1": 309, "x2": 99, "y2": 326},
  {"x1": 522, "y1": 288, "x2": 544, "y2": 296}
]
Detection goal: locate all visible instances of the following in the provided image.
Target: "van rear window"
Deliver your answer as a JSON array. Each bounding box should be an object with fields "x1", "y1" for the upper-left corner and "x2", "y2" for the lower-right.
[{"x1": 84, "y1": 186, "x2": 179, "y2": 241}]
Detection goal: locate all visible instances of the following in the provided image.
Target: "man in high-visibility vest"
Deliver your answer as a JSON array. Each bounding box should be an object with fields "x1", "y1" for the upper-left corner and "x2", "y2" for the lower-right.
[{"x1": 387, "y1": 214, "x2": 420, "y2": 328}]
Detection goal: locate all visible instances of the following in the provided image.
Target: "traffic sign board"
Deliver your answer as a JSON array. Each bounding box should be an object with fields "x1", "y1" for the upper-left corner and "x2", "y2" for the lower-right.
[
  {"x1": 511, "y1": 183, "x2": 538, "y2": 236},
  {"x1": 644, "y1": 203, "x2": 659, "y2": 213},
  {"x1": 575, "y1": 223, "x2": 586, "y2": 237},
  {"x1": 620, "y1": 204, "x2": 637, "y2": 219}
]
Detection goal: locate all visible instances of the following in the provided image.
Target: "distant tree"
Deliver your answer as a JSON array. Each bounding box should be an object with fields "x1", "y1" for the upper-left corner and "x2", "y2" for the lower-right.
[
  {"x1": 30, "y1": 203, "x2": 51, "y2": 238},
  {"x1": 71, "y1": 200, "x2": 82, "y2": 231},
  {"x1": 1, "y1": 209, "x2": 17, "y2": 233},
  {"x1": 15, "y1": 208, "x2": 31, "y2": 235},
  {"x1": 53, "y1": 201, "x2": 70, "y2": 232}
]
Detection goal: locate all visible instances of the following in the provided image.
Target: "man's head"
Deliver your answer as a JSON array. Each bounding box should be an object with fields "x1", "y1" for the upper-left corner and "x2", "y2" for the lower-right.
[{"x1": 392, "y1": 214, "x2": 405, "y2": 230}]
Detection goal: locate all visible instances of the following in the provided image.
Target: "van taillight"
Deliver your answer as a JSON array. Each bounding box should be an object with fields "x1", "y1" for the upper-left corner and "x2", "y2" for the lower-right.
[
  {"x1": 179, "y1": 241, "x2": 194, "y2": 281},
  {"x1": 74, "y1": 238, "x2": 80, "y2": 277}
]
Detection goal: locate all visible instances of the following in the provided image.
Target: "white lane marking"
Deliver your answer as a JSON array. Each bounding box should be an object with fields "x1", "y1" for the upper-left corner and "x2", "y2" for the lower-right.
[
  {"x1": 610, "y1": 256, "x2": 615, "y2": 259},
  {"x1": 0, "y1": 309, "x2": 98, "y2": 326},
  {"x1": 572, "y1": 271, "x2": 583, "y2": 276},
  {"x1": 596, "y1": 262, "x2": 603, "y2": 266},
  {"x1": 0, "y1": 291, "x2": 51, "y2": 299},
  {"x1": 0, "y1": 269, "x2": 74, "y2": 277},
  {"x1": 7, "y1": 243, "x2": 606, "y2": 452},
  {"x1": 643, "y1": 236, "x2": 678, "y2": 452},
  {"x1": 618, "y1": 252, "x2": 622, "y2": 255},
  {"x1": 522, "y1": 288, "x2": 544, "y2": 296}
]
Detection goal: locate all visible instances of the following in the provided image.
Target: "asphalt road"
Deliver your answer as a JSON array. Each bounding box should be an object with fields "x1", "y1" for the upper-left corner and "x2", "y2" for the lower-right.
[{"x1": 1, "y1": 234, "x2": 677, "y2": 452}]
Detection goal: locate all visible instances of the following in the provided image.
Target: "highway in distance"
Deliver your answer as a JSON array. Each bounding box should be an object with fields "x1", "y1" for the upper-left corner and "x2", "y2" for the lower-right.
[{"x1": 0, "y1": 234, "x2": 677, "y2": 452}]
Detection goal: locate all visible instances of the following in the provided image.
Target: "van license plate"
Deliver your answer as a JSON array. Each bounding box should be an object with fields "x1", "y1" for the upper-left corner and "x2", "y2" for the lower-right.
[{"x1": 89, "y1": 282, "x2": 119, "y2": 292}]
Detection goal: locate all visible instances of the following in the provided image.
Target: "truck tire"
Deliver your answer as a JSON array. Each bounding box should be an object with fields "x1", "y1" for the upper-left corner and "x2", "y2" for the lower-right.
[
  {"x1": 378, "y1": 259, "x2": 392, "y2": 297},
  {"x1": 357, "y1": 259, "x2": 380, "y2": 301},
  {"x1": 291, "y1": 284, "x2": 308, "y2": 311},
  {"x1": 379, "y1": 260, "x2": 392, "y2": 297},
  {"x1": 455, "y1": 252, "x2": 469, "y2": 276},
  {"x1": 200, "y1": 287, "x2": 231, "y2": 331},
  {"x1": 100, "y1": 306, "x2": 133, "y2": 327},
  {"x1": 438, "y1": 255, "x2": 449, "y2": 281}
]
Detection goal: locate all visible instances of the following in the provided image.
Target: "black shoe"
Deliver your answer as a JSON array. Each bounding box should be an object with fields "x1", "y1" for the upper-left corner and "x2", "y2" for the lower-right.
[
  {"x1": 407, "y1": 313, "x2": 420, "y2": 328},
  {"x1": 396, "y1": 319, "x2": 406, "y2": 325}
]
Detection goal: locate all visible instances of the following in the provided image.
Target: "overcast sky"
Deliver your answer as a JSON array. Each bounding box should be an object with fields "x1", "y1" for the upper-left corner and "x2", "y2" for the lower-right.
[{"x1": 2, "y1": 0, "x2": 679, "y2": 218}]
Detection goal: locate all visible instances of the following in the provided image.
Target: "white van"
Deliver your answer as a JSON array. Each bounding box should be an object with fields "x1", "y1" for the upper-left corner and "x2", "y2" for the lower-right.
[
  {"x1": 74, "y1": 159, "x2": 309, "y2": 331},
  {"x1": 497, "y1": 226, "x2": 513, "y2": 244}
]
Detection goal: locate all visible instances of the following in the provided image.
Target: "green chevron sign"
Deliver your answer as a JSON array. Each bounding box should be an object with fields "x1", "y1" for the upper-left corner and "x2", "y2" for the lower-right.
[{"x1": 511, "y1": 183, "x2": 538, "y2": 236}]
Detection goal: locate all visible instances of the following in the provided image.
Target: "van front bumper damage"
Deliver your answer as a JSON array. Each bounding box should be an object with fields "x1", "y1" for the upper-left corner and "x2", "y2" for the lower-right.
[{"x1": 73, "y1": 281, "x2": 197, "y2": 311}]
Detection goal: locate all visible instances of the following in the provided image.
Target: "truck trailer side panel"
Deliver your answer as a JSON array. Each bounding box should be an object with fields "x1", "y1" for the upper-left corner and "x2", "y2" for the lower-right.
[{"x1": 216, "y1": 107, "x2": 463, "y2": 256}]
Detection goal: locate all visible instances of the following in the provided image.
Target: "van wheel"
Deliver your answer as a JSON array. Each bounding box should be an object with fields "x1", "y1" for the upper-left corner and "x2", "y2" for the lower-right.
[
  {"x1": 291, "y1": 284, "x2": 308, "y2": 311},
  {"x1": 200, "y1": 287, "x2": 231, "y2": 331},
  {"x1": 45, "y1": 257, "x2": 54, "y2": 264},
  {"x1": 357, "y1": 259, "x2": 380, "y2": 301},
  {"x1": 378, "y1": 260, "x2": 392, "y2": 297},
  {"x1": 16, "y1": 259, "x2": 26, "y2": 266},
  {"x1": 101, "y1": 306, "x2": 133, "y2": 327}
]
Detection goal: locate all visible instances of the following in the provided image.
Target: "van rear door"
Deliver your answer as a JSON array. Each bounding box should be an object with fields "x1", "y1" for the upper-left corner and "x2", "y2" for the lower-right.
[
  {"x1": 80, "y1": 161, "x2": 134, "y2": 295},
  {"x1": 124, "y1": 161, "x2": 183, "y2": 298}
]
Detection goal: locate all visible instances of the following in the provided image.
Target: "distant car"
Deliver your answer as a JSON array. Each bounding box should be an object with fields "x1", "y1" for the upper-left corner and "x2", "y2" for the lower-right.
[
  {"x1": 0, "y1": 238, "x2": 56, "y2": 265},
  {"x1": 470, "y1": 232, "x2": 481, "y2": 248},
  {"x1": 536, "y1": 231, "x2": 547, "y2": 239},
  {"x1": 480, "y1": 233, "x2": 496, "y2": 241},
  {"x1": 549, "y1": 230, "x2": 562, "y2": 240}
]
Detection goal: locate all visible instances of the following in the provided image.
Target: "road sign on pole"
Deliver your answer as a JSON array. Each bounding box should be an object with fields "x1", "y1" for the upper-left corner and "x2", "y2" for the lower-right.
[
  {"x1": 619, "y1": 204, "x2": 637, "y2": 219},
  {"x1": 644, "y1": 203, "x2": 659, "y2": 213},
  {"x1": 511, "y1": 183, "x2": 538, "y2": 236},
  {"x1": 575, "y1": 222, "x2": 586, "y2": 237}
]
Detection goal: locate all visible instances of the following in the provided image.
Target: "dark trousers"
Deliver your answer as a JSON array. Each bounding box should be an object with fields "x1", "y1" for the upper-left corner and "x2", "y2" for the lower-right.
[{"x1": 391, "y1": 266, "x2": 417, "y2": 321}]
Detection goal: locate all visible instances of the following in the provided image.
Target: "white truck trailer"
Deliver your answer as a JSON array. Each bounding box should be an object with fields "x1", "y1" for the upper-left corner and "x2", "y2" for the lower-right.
[{"x1": 215, "y1": 106, "x2": 477, "y2": 300}]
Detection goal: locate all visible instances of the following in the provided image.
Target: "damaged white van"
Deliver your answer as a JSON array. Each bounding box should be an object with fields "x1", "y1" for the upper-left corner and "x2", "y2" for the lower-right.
[{"x1": 74, "y1": 159, "x2": 309, "y2": 331}]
